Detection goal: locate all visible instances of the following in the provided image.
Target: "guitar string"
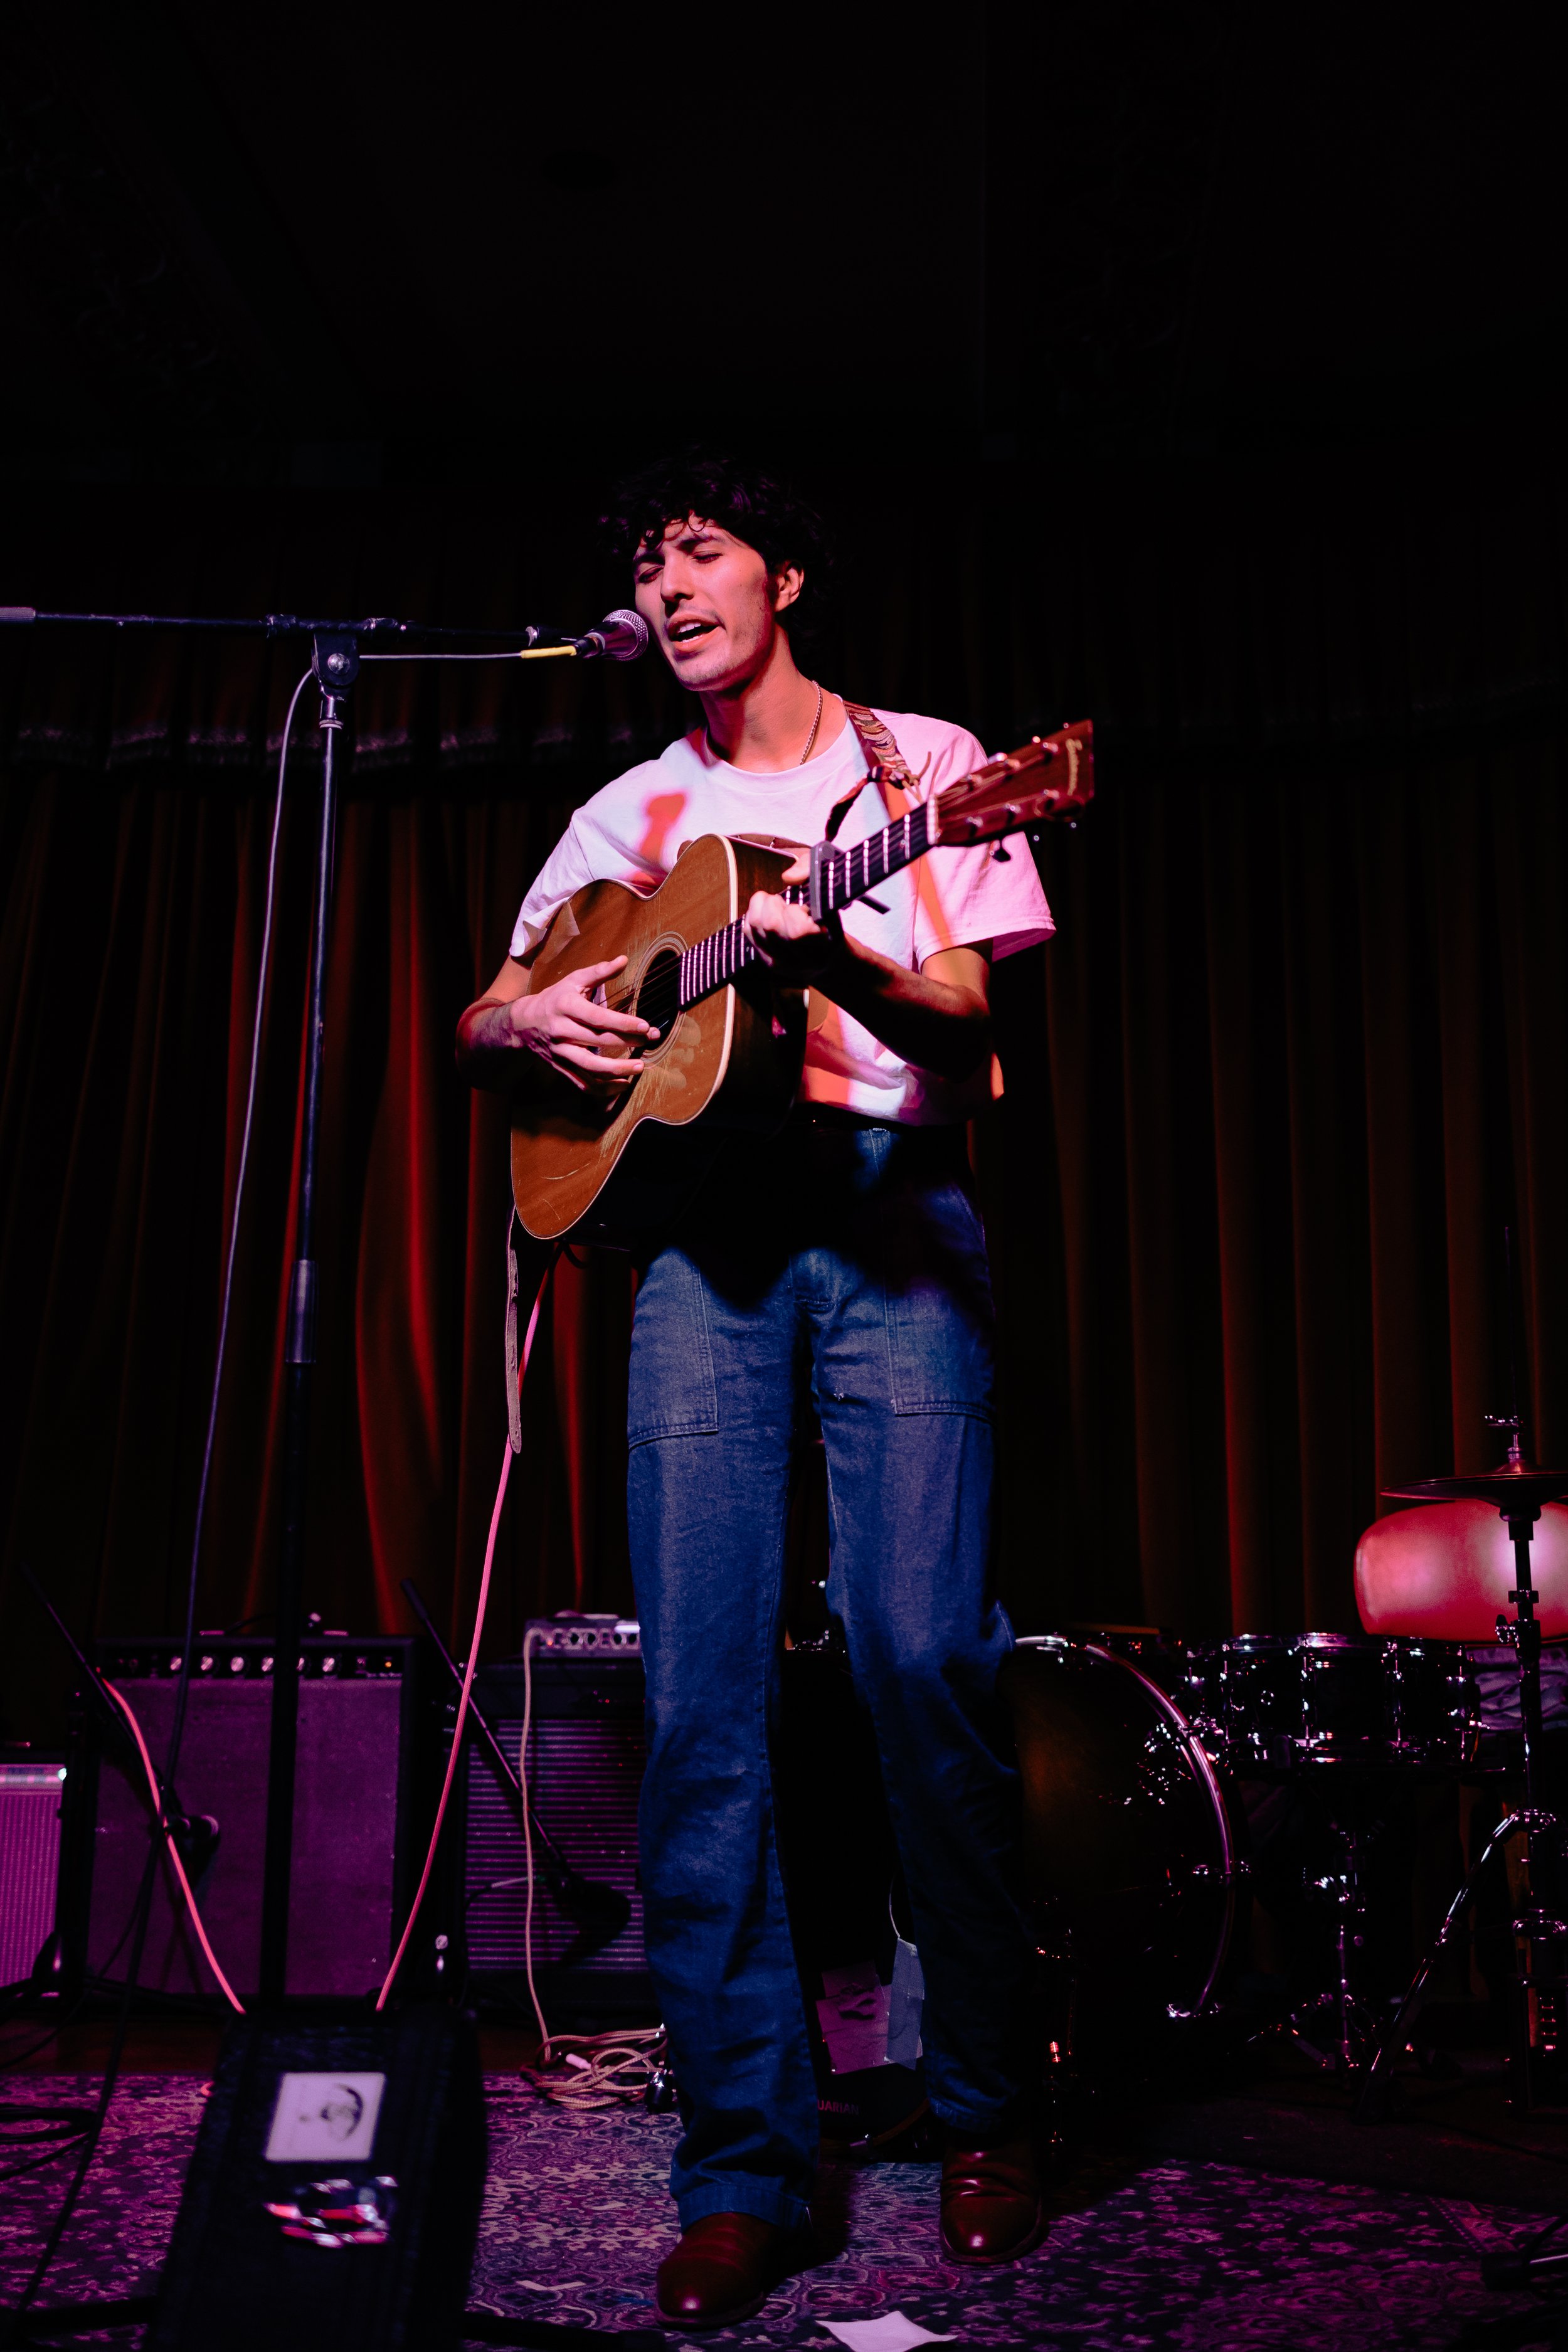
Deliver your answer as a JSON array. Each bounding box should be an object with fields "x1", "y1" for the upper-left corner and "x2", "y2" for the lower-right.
[
  {"x1": 546, "y1": 733, "x2": 1083, "y2": 1061},
  {"x1": 588, "y1": 805, "x2": 935, "y2": 1031}
]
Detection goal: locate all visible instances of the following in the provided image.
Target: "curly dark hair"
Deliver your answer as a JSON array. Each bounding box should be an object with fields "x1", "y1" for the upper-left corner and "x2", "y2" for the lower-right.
[{"x1": 600, "y1": 450, "x2": 835, "y2": 636}]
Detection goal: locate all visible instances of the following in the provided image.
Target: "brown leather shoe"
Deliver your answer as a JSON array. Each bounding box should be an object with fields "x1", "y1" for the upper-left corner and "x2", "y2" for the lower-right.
[
  {"x1": 655, "y1": 2212, "x2": 792, "y2": 2328},
  {"x1": 940, "y1": 2134, "x2": 1048, "y2": 2264}
]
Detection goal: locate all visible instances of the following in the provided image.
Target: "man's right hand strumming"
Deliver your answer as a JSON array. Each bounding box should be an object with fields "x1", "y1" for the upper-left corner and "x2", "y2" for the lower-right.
[{"x1": 456, "y1": 953, "x2": 656, "y2": 1093}]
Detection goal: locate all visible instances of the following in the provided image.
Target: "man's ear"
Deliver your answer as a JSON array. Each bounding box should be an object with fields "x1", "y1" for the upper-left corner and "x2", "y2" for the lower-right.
[{"x1": 771, "y1": 561, "x2": 805, "y2": 615}]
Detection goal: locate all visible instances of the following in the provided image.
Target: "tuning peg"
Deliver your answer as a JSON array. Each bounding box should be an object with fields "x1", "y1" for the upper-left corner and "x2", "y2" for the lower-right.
[{"x1": 990, "y1": 842, "x2": 1012, "y2": 862}]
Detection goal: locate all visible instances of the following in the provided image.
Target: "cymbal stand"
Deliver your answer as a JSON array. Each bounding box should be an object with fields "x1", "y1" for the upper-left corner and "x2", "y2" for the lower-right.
[
  {"x1": 1359, "y1": 1444, "x2": 1567, "y2": 2117},
  {"x1": 1493, "y1": 1488, "x2": 1568, "y2": 2107}
]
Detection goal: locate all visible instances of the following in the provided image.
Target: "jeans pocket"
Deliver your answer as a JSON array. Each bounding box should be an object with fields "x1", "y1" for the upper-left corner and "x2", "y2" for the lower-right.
[
  {"x1": 884, "y1": 1181, "x2": 996, "y2": 1417},
  {"x1": 627, "y1": 1245, "x2": 720, "y2": 1443}
]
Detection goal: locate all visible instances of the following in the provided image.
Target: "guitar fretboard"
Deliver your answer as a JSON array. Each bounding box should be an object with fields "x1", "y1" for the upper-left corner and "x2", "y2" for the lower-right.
[{"x1": 675, "y1": 800, "x2": 933, "y2": 1012}]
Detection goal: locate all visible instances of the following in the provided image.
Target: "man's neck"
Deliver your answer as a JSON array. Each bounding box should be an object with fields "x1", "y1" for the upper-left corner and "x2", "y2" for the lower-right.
[{"x1": 699, "y1": 639, "x2": 845, "y2": 773}]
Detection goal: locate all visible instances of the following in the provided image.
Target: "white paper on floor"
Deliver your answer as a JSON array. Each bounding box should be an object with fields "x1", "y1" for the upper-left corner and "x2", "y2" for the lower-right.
[{"x1": 818, "y1": 2312, "x2": 956, "y2": 2351}]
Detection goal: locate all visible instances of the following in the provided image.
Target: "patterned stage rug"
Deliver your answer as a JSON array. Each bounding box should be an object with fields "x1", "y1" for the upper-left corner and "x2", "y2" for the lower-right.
[{"x1": 0, "y1": 2074, "x2": 1552, "y2": 2347}]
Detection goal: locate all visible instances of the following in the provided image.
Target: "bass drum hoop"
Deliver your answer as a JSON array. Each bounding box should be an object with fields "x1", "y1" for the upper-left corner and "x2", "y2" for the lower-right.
[
  {"x1": 1082, "y1": 1643, "x2": 1239, "y2": 2018},
  {"x1": 1010, "y1": 1636, "x2": 1241, "y2": 2031}
]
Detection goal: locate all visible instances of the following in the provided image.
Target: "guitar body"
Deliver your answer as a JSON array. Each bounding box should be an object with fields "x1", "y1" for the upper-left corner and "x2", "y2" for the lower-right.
[{"x1": 510, "y1": 835, "x2": 805, "y2": 1241}]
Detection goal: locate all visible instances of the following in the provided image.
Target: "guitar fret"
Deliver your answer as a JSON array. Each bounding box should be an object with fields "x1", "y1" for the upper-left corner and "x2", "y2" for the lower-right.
[{"x1": 677, "y1": 792, "x2": 945, "y2": 1015}]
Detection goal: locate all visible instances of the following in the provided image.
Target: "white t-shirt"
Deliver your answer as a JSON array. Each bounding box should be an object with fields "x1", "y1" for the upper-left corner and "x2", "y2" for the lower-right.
[{"x1": 510, "y1": 707, "x2": 1054, "y2": 1125}]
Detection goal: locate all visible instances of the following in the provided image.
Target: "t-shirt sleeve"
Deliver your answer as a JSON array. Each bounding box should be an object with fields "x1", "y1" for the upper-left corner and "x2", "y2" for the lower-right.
[
  {"x1": 906, "y1": 722, "x2": 1056, "y2": 966},
  {"x1": 508, "y1": 814, "x2": 603, "y2": 960}
]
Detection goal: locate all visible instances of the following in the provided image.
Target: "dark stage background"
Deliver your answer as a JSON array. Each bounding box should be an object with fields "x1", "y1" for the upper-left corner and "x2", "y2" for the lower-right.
[
  {"x1": 3, "y1": 442, "x2": 1565, "y2": 1745},
  {"x1": 2, "y1": 1, "x2": 1565, "y2": 1744}
]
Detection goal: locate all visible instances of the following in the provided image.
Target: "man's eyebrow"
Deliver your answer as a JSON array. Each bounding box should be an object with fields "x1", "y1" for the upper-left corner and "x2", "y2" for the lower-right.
[{"x1": 636, "y1": 525, "x2": 726, "y2": 563}]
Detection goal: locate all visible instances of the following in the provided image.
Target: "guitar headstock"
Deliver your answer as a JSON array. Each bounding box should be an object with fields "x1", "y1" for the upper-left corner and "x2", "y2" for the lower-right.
[{"x1": 927, "y1": 719, "x2": 1094, "y2": 849}]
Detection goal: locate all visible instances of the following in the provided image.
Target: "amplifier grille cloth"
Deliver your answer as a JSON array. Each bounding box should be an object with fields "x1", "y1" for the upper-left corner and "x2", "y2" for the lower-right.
[
  {"x1": 0, "y1": 1781, "x2": 62, "y2": 1984},
  {"x1": 464, "y1": 1717, "x2": 646, "y2": 1973}
]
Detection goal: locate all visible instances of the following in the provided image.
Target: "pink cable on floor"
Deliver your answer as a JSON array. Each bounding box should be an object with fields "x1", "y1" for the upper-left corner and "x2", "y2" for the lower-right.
[
  {"x1": 103, "y1": 1681, "x2": 246, "y2": 2016},
  {"x1": 376, "y1": 1256, "x2": 553, "y2": 2011}
]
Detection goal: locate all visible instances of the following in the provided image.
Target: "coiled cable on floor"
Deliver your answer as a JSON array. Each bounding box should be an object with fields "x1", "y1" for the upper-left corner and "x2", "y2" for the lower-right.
[{"x1": 517, "y1": 2026, "x2": 669, "y2": 2111}]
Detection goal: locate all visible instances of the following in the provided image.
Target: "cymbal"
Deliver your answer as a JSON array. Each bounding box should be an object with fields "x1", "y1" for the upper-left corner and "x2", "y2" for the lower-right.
[{"x1": 1383, "y1": 1457, "x2": 1568, "y2": 1508}]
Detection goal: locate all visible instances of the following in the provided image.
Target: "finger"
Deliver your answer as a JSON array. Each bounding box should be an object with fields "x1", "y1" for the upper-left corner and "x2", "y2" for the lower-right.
[
  {"x1": 551, "y1": 1015, "x2": 612, "y2": 1048},
  {"x1": 780, "y1": 856, "x2": 810, "y2": 884},
  {"x1": 571, "y1": 956, "x2": 629, "y2": 983},
  {"x1": 571, "y1": 999, "x2": 658, "y2": 1036},
  {"x1": 740, "y1": 908, "x2": 776, "y2": 962}
]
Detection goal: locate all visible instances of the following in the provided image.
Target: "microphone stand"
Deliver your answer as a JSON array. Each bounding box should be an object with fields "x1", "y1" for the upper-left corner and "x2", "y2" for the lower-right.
[
  {"x1": 256, "y1": 628, "x2": 348, "y2": 2002},
  {"x1": 4, "y1": 600, "x2": 637, "y2": 2007}
]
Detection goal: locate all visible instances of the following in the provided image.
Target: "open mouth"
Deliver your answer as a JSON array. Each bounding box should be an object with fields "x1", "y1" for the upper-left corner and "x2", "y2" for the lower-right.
[{"x1": 667, "y1": 618, "x2": 717, "y2": 647}]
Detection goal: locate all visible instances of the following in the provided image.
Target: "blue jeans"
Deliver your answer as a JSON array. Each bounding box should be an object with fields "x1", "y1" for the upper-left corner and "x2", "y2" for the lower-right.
[{"x1": 626, "y1": 1114, "x2": 1029, "y2": 2232}]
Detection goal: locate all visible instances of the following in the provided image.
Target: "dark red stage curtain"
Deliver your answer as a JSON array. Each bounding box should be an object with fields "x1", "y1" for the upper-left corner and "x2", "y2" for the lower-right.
[{"x1": 1, "y1": 449, "x2": 1565, "y2": 1742}]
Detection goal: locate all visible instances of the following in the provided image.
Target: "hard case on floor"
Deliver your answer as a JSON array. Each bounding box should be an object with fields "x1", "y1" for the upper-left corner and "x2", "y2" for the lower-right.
[{"x1": 149, "y1": 2005, "x2": 485, "y2": 2352}]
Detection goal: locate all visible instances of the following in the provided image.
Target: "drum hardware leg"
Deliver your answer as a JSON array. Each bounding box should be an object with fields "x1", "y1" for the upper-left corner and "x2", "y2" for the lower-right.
[
  {"x1": 1355, "y1": 1811, "x2": 1525, "y2": 2122},
  {"x1": 1280, "y1": 1816, "x2": 1382, "y2": 2076},
  {"x1": 1461, "y1": 2217, "x2": 1568, "y2": 2351}
]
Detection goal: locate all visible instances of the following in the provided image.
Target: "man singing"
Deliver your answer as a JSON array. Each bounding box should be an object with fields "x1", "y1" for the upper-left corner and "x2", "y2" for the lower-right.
[{"x1": 457, "y1": 455, "x2": 1054, "y2": 2328}]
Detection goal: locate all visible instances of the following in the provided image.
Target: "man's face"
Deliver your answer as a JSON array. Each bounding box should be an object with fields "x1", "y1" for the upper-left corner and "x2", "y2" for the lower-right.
[{"x1": 632, "y1": 516, "x2": 798, "y2": 691}]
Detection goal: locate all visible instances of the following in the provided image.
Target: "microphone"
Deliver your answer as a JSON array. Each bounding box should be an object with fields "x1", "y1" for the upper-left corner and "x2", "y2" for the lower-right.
[{"x1": 569, "y1": 608, "x2": 647, "y2": 662}]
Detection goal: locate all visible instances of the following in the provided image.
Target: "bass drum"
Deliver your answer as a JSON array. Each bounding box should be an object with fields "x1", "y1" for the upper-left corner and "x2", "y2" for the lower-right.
[{"x1": 1004, "y1": 1637, "x2": 1241, "y2": 2052}]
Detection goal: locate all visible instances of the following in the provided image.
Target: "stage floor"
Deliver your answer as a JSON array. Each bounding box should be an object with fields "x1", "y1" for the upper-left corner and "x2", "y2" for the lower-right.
[{"x1": 1, "y1": 2037, "x2": 1564, "y2": 2349}]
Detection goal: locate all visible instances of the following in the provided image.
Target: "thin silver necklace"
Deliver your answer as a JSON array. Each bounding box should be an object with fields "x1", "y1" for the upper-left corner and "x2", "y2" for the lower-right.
[
  {"x1": 798, "y1": 681, "x2": 824, "y2": 764},
  {"x1": 708, "y1": 681, "x2": 824, "y2": 766}
]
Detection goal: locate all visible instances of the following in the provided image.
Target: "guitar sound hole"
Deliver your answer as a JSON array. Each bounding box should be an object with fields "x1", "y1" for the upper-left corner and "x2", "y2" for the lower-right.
[{"x1": 634, "y1": 949, "x2": 681, "y2": 1047}]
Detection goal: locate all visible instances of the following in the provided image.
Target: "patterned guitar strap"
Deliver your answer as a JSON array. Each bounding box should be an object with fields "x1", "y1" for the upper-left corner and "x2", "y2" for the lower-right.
[
  {"x1": 829, "y1": 699, "x2": 926, "y2": 839},
  {"x1": 792, "y1": 701, "x2": 926, "y2": 1041}
]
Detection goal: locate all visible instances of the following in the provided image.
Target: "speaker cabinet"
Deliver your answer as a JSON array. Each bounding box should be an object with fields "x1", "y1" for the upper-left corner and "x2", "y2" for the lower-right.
[
  {"x1": 0, "y1": 1749, "x2": 68, "y2": 1986},
  {"x1": 78, "y1": 1638, "x2": 428, "y2": 2002},
  {"x1": 460, "y1": 1651, "x2": 652, "y2": 2019}
]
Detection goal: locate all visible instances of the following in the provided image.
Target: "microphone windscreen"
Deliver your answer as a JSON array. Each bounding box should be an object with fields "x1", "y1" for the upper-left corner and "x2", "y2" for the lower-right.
[{"x1": 591, "y1": 608, "x2": 649, "y2": 662}]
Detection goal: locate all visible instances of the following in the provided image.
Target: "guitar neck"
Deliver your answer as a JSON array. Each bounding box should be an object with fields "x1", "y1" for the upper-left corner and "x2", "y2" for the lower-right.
[{"x1": 677, "y1": 798, "x2": 935, "y2": 1012}]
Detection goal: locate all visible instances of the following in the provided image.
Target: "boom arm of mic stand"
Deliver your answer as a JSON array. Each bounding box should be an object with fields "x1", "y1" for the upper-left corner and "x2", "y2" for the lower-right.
[
  {"x1": 400, "y1": 1577, "x2": 574, "y2": 1883},
  {"x1": 0, "y1": 606, "x2": 582, "y2": 645},
  {"x1": 20, "y1": 1563, "x2": 179, "y2": 1809}
]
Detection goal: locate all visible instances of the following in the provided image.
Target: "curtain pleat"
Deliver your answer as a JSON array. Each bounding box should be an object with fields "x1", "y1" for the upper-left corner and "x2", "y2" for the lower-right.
[{"x1": 2, "y1": 460, "x2": 1565, "y2": 1742}]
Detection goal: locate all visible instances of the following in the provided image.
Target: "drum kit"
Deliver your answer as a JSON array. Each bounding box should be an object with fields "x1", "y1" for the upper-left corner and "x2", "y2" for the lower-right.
[
  {"x1": 1006, "y1": 1426, "x2": 1568, "y2": 2114},
  {"x1": 1007, "y1": 1621, "x2": 1475, "y2": 2085}
]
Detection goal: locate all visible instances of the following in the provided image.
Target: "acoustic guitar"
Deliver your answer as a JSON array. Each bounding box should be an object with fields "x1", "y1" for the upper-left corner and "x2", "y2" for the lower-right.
[{"x1": 510, "y1": 720, "x2": 1094, "y2": 1239}]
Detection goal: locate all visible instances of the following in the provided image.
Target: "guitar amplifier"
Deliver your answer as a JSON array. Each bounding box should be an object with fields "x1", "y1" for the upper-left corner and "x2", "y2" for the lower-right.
[
  {"x1": 0, "y1": 1748, "x2": 68, "y2": 1986},
  {"x1": 75, "y1": 1637, "x2": 429, "y2": 2001},
  {"x1": 460, "y1": 1627, "x2": 653, "y2": 2021}
]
